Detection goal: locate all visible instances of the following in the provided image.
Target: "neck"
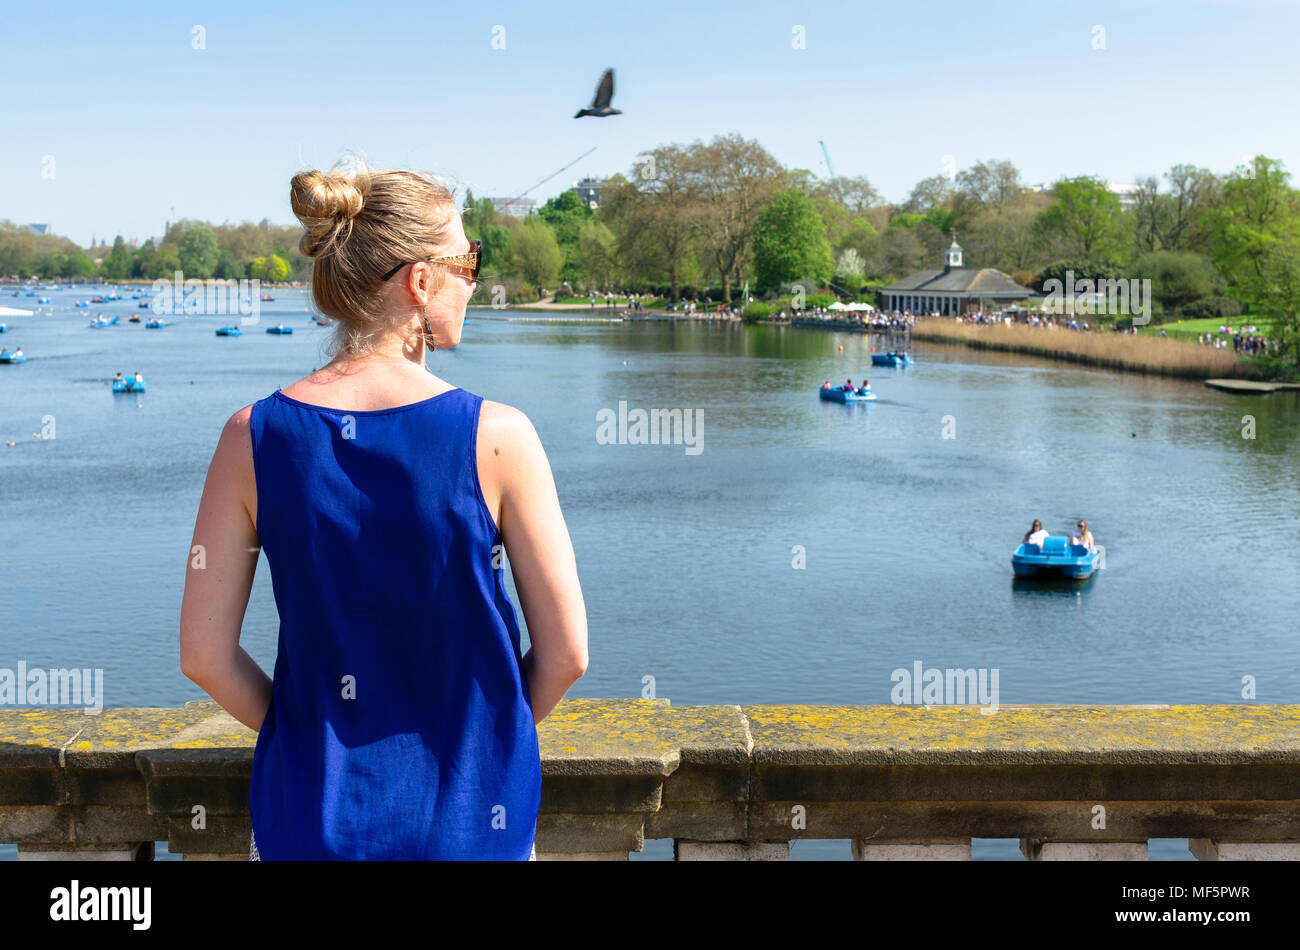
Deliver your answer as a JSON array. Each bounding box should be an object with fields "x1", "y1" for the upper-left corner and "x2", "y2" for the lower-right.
[{"x1": 334, "y1": 310, "x2": 429, "y2": 368}]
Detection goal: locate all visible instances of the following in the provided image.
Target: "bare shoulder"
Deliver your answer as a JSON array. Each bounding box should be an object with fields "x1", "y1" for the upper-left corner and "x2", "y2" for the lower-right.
[
  {"x1": 211, "y1": 404, "x2": 256, "y2": 482},
  {"x1": 478, "y1": 399, "x2": 544, "y2": 456},
  {"x1": 218, "y1": 404, "x2": 255, "y2": 451},
  {"x1": 476, "y1": 400, "x2": 553, "y2": 517}
]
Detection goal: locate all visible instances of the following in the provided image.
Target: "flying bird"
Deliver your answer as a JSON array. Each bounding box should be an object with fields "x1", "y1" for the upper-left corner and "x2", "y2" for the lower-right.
[{"x1": 575, "y1": 68, "x2": 622, "y2": 118}]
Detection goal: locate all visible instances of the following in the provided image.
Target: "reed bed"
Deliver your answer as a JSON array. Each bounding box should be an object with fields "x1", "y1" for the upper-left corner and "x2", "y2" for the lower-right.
[{"x1": 910, "y1": 319, "x2": 1255, "y2": 379}]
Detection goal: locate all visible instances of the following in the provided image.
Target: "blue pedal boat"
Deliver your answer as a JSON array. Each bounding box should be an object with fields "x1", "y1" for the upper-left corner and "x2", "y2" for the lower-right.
[
  {"x1": 819, "y1": 385, "x2": 876, "y2": 403},
  {"x1": 871, "y1": 351, "x2": 913, "y2": 367},
  {"x1": 0, "y1": 352, "x2": 27, "y2": 364},
  {"x1": 112, "y1": 377, "x2": 146, "y2": 393},
  {"x1": 145, "y1": 319, "x2": 165, "y2": 328},
  {"x1": 215, "y1": 326, "x2": 242, "y2": 336},
  {"x1": 266, "y1": 326, "x2": 293, "y2": 335},
  {"x1": 1011, "y1": 536, "x2": 1100, "y2": 579}
]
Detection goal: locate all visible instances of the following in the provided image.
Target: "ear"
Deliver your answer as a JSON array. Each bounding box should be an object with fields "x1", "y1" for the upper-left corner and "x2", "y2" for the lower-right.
[{"x1": 406, "y1": 261, "x2": 433, "y2": 306}]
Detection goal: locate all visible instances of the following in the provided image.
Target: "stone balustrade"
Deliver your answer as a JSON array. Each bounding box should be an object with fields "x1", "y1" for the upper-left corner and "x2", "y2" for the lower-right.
[{"x1": 2, "y1": 700, "x2": 1297, "y2": 860}]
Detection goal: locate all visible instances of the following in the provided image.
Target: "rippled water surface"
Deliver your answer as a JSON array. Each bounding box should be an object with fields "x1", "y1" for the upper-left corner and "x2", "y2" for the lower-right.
[{"x1": 2, "y1": 287, "x2": 1296, "y2": 860}]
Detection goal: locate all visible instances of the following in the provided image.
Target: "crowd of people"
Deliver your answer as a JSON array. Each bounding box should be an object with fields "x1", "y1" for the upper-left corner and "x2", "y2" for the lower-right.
[
  {"x1": 1195, "y1": 325, "x2": 1278, "y2": 356},
  {"x1": 795, "y1": 307, "x2": 916, "y2": 331}
]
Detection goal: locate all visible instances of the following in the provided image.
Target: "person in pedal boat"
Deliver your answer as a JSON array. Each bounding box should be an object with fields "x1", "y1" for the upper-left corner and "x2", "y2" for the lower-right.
[{"x1": 1023, "y1": 520, "x2": 1049, "y2": 546}]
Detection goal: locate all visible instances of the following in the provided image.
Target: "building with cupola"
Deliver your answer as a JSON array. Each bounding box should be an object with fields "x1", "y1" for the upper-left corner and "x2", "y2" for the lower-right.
[{"x1": 877, "y1": 237, "x2": 1035, "y2": 315}]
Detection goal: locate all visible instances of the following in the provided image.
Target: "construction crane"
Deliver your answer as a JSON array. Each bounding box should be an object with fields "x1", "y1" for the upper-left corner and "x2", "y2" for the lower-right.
[
  {"x1": 497, "y1": 147, "x2": 599, "y2": 212},
  {"x1": 819, "y1": 140, "x2": 837, "y2": 180}
]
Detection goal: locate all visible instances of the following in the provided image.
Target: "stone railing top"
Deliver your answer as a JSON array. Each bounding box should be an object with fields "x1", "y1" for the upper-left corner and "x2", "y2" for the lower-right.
[
  {"x1": 742, "y1": 703, "x2": 1300, "y2": 765},
  {"x1": 2, "y1": 701, "x2": 1299, "y2": 774}
]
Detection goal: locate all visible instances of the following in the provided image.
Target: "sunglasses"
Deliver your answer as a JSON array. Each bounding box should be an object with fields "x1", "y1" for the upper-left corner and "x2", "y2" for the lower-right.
[{"x1": 382, "y1": 239, "x2": 481, "y2": 283}]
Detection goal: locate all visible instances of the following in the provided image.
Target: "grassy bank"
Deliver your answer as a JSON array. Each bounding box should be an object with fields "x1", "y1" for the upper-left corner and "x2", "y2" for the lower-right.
[
  {"x1": 1138, "y1": 316, "x2": 1277, "y2": 342},
  {"x1": 552, "y1": 294, "x2": 670, "y2": 309},
  {"x1": 911, "y1": 318, "x2": 1265, "y2": 380}
]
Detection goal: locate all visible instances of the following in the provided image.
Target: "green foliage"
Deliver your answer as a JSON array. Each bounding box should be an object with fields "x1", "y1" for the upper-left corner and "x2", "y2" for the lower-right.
[
  {"x1": 752, "y1": 189, "x2": 833, "y2": 293},
  {"x1": 924, "y1": 207, "x2": 955, "y2": 234},
  {"x1": 889, "y1": 212, "x2": 926, "y2": 229},
  {"x1": 539, "y1": 189, "x2": 594, "y2": 284},
  {"x1": 178, "y1": 225, "x2": 220, "y2": 278},
  {"x1": 1034, "y1": 176, "x2": 1126, "y2": 258},
  {"x1": 103, "y1": 236, "x2": 133, "y2": 279},
  {"x1": 215, "y1": 251, "x2": 245, "y2": 279},
  {"x1": 481, "y1": 224, "x2": 512, "y2": 272},
  {"x1": 514, "y1": 215, "x2": 564, "y2": 292},
  {"x1": 1032, "y1": 257, "x2": 1126, "y2": 292},
  {"x1": 247, "y1": 254, "x2": 289, "y2": 282},
  {"x1": 1136, "y1": 250, "x2": 1218, "y2": 310},
  {"x1": 741, "y1": 302, "x2": 771, "y2": 323},
  {"x1": 1257, "y1": 237, "x2": 1300, "y2": 368},
  {"x1": 1179, "y1": 296, "x2": 1242, "y2": 320},
  {"x1": 576, "y1": 219, "x2": 619, "y2": 290},
  {"x1": 1202, "y1": 156, "x2": 1300, "y2": 307}
]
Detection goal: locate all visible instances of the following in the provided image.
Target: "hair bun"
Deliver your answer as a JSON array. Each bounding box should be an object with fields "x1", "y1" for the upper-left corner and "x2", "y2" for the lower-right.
[{"x1": 290, "y1": 169, "x2": 368, "y2": 258}]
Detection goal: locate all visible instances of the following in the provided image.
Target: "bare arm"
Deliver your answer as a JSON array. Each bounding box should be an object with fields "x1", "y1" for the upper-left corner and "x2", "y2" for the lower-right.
[
  {"x1": 179, "y1": 406, "x2": 273, "y2": 731},
  {"x1": 478, "y1": 401, "x2": 588, "y2": 724}
]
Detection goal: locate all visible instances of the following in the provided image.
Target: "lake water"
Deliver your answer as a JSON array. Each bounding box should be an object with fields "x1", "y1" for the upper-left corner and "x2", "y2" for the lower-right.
[{"x1": 2, "y1": 285, "x2": 1297, "y2": 860}]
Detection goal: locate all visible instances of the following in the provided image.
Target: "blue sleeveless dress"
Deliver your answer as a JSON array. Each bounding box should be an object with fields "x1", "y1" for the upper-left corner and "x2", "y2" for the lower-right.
[{"x1": 246, "y1": 387, "x2": 540, "y2": 859}]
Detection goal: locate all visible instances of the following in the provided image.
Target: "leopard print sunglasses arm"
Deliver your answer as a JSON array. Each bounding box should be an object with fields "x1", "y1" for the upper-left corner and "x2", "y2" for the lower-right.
[{"x1": 382, "y1": 240, "x2": 481, "y2": 282}]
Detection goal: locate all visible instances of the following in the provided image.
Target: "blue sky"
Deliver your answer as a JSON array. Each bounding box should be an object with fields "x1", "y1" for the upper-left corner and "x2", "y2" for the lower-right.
[{"x1": 1, "y1": 0, "x2": 1295, "y2": 246}]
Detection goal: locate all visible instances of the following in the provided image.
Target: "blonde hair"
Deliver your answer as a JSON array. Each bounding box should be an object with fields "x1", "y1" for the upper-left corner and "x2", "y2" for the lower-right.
[{"x1": 290, "y1": 160, "x2": 456, "y2": 355}]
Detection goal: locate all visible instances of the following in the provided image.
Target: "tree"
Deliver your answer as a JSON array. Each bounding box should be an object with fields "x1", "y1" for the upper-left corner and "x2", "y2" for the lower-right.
[
  {"x1": 576, "y1": 219, "x2": 618, "y2": 290},
  {"x1": 63, "y1": 254, "x2": 95, "y2": 279},
  {"x1": 103, "y1": 236, "x2": 133, "y2": 279},
  {"x1": 1032, "y1": 257, "x2": 1126, "y2": 293},
  {"x1": 264, "y1": 254, "x2": 290, "y2": 283},
  {"x1": 1133, "y1": 165, "x2": 1219, "y2": 253},
  {"x1": 889, "y1": 212, "x2": 927, "y2": 229},
  {"x1": 875, "y1": 226, "x2": 926, "y2": 280},
  {"x1": 1136, "y1": 250, "x2": 1218, "y2": 311},
  {"x1": 834, "y1": 248, "x2": 866, "y2": 293},
  {"x1": 617, "y1": 147, "x2": 704, "y2": 300},
  {"x1": 752, "y1": 189, "x2": 833, "y2": 293},
  {"x1": 1201, "y1": 156, "x2": 1300, "y2": 306},
  {"x1": 178, "y1": 225, "x2": 220, "y2": 278},
  {"x1": 1259, "y1": 238, "x2": 1300, "y2": 368},
  {"x1": 215, "y1": 251, "x2": 245, "y2": 279},
  {"x1": 960, "y1": 191, "x2": 1051, "y2": 273},
  {"x1": 1034, "y1": 177, "x2": 1126, "y2": 258},
  {"x1": 951, "y1": 160, "x2": 1024, "y2": 237},
  {"x1": 682, "y1": 134, "x2": 786, "y2": 303},
  {"x1": 816, "y1": 175, "x2": 881, "y2": 216},
  {"x1": 538, "y1": 189, "x2": 593, "y2": 284},
  {"x1": 132, "y1": 239, "x2": 159, "y2": 279},
  {"x1": 955, "y1": 159, "x2": 1023, "y2": 209},
  {"x1": 810, "y1": 194, "x2": 851, "y2": 248},
  {"x1": 462, "y1": 189, "x2": 513, "y2": 273},
  {"x1": 513, "y1": 216, "x2": 563, "y2": 293},
  {"x1": 481, "y1": 224, "x2": 513, "y2": 274},
  {"x1": 901, "y1": 174, "x2": 955, "y2": 215}
]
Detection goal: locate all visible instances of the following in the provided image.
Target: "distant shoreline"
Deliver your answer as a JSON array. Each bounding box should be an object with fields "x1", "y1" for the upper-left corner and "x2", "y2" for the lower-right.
[{"x1": 908, "y1": 318, "x2": 1286, "y2": 381}]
